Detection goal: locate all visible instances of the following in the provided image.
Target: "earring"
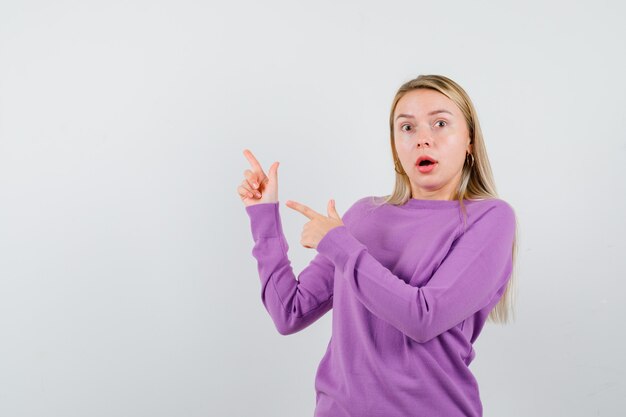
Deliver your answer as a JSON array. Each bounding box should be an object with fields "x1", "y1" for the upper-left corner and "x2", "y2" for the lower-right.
[
  {"x1": 466, "y1": 152, "x2": 475, "y2": 167},
  {"x1": 394, "y1": 159, "x2": 405, "y2": 174}
]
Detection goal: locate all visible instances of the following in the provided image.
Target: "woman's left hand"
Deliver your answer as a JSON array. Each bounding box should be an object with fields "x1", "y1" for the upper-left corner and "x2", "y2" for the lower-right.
[{"x1": 285, "y1": 199, "x2": 344, "y2": 249}]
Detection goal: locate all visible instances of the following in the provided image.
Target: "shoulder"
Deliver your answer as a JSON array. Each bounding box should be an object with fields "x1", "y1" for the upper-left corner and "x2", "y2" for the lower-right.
[
  {"x1": 466, "y1": 197, "x2": 514, "y2": 215},
  {"x1": 341, "y1": 195, "x2": 380, "y2": 226},
  {"x1": 484, "y1": 198, "x2": 516, "y2": 221},
  {"x1": 463, "y1": 198, "x2": 517, "y2": 235}
]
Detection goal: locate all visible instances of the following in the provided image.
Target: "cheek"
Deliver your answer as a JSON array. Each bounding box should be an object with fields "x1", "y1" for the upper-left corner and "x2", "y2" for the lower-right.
[
  {"x1": 396, "y1": 148, "x2": 412, "y2": 164},
  {"x1": 443, "y1": 150, "x2": 467, "y2": 172},
  {"x1": 395, "y1": 138, "x2": 413, "y2": 154}
]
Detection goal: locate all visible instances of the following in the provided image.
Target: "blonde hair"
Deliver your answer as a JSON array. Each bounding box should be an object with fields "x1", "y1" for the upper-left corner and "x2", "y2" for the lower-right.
[{"x1": 373, "y1": 74, "x2": 519, "y2": 325}]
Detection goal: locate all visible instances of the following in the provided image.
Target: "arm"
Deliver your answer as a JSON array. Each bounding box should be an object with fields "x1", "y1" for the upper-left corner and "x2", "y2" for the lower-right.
[
  {"x1": 245, "y1": 202, "x2": 339, "y2": 335},
  {"x1": 315, "y1": 203, "x2": 516, "y2": 343}
]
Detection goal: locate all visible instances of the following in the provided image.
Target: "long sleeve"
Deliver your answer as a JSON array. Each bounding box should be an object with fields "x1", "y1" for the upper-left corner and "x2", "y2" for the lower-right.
[
  {"x1": 315, "y1": 202, "x2": 516, "y2": 344},
  {"x1": 245, "y1": 201, "x2": 342, "y2": 335}
]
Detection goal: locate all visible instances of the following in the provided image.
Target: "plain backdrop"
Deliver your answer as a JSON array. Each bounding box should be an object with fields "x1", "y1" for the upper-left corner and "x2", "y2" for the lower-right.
[{"x1": 1, "y1": 1, "x2": 624, "y2": 416}]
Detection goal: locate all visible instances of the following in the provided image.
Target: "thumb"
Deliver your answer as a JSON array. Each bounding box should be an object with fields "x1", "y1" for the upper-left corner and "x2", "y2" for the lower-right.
[
  {"x1": 269, "y1": 161, "x2": 279, "y2": 183},
  {"x1": 327, "y1": 198, "x2": 341, "y2": 220}
]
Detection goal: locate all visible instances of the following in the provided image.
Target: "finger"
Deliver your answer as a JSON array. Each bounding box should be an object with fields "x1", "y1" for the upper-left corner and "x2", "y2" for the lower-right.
[
  {"x1": 237, "y1": 185, "x2": 254, "y2": 200},
  {"x1": 240, "y1": 180, "x2": 261, "y2": 198},
  {"x1": 243, "y1": 149, "x2": 266, "y2": 176},
  {"x1": 285, "y1": 200, "x2": 318, "y2": 220},
  {"x1": 327, "y1": 199, "x2": 334, "y2": 218},
  {"x1": 267, "y1": 161, "x2": 279, "y2": 185},
  {"x1": 327, "y1": 198, "x2": 341, "y2": 219},
  {"x1": 243, "y1": 169, "x2": 263, "y2": 190},
  {"x1": 238, "y1": 185, "x2": 256, "y2": 200}
]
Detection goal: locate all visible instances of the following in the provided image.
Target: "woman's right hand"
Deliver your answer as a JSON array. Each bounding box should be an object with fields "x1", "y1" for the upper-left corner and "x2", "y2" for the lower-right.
[{"x1": 238, "y1": 149, "x2": 280, "y2": 207}]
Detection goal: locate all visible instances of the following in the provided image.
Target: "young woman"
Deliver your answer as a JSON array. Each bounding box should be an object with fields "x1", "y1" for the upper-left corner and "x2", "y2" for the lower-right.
[{"x1": 237, "y1": 74, "x2": 518, "y2": 417}]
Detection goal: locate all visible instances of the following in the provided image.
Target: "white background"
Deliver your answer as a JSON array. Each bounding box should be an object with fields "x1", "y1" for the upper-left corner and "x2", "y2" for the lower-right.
[{"x1": 1, "y1": 1, "x2": 624, "y2": 416}]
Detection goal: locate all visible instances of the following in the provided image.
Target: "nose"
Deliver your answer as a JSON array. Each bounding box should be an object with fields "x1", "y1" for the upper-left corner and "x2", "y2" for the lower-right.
[{"x1": 416, "y1": 131, "x2": 431, "y2": 148}]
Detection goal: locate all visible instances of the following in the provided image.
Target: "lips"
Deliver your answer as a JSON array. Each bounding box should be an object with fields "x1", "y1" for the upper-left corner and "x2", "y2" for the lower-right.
[{"x1": 416, "y1": 155, "x2": 438, "y2": 166}]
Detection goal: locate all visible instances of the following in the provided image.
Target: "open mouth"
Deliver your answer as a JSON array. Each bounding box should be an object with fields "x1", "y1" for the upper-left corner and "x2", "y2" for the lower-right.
[
  {"x1": 416, "y1": 155, "x2": 438, "y2": 166},
  {"x1": 416, "y1": 157, "x2": 438, "y2": 173}
]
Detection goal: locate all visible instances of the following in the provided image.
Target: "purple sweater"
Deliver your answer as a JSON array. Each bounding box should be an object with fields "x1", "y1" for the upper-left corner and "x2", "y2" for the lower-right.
[{"x1": 245, "y1": 196, "x2": 516, "y2": 417}]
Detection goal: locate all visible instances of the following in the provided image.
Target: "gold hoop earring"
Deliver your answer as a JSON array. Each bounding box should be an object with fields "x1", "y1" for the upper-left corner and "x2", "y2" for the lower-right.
[
  {"x1": 394, "y1": 159, "x2": 405, "y2": 174},
  {"x1": 466, "y1": 152, "x2": 475, "y2": 168}
]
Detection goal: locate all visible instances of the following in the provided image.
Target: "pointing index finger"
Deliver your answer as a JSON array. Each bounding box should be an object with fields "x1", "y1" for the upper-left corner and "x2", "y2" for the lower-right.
[
  {"x1": 286, "y1": 200, "x2": 319, "y2": 220},
  {"x1": 243, "y1": 149, "x2": 265, "y2": 173}
]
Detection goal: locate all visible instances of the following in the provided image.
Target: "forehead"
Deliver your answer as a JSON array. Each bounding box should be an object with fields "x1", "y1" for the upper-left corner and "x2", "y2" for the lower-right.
[{"x1": 395, "y1": 89, "x2": 459, "y2": 116}]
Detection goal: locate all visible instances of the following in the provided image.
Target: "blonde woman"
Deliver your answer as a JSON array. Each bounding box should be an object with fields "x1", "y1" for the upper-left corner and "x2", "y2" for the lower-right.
[{"x1": 238, "y1": 74, "x2": 518, "y2": 417}]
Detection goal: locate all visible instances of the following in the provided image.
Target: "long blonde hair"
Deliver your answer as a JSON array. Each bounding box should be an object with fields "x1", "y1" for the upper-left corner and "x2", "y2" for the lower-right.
[{"x1": 372, "y1": 74, "x2": 518, "y2": 325}]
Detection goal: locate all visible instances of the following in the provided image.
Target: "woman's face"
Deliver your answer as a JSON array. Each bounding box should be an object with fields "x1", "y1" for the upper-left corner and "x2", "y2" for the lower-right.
[{"x1": 393, "y1": 88, "x2": 472, "y2": 200}]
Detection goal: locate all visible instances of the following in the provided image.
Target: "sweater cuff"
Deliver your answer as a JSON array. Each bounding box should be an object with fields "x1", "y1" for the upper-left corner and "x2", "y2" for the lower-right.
[
  {"x1": 245, "y1": 202, "x2": 284, "y2": 239},
  {"x1": 316, "y1": 225, "x2": 367, "y2": 269}
]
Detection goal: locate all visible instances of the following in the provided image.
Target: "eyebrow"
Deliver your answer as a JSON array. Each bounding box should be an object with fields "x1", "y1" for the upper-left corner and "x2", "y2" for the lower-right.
[{"x1": 395, "y1": 109, "x2": 453, "y2": 121}]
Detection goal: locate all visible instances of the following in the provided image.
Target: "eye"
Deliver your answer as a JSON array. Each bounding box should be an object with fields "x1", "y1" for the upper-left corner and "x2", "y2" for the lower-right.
[
  {"x1": 435, "y1": 120, "x2": 447, "y2": 127},
  {"x1": 400, "y1": 124, "x2": 412, "y2": 132}
]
